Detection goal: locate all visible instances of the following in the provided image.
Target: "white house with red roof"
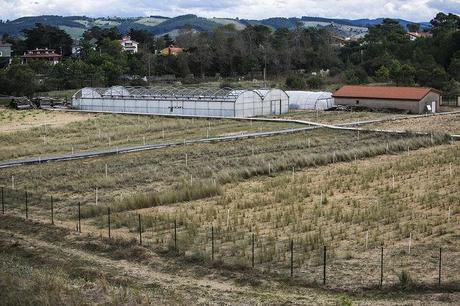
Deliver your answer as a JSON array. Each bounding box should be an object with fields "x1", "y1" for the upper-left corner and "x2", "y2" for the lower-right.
[{"x1": 120, "y1": 36, "x2": 138, "y2": 54}]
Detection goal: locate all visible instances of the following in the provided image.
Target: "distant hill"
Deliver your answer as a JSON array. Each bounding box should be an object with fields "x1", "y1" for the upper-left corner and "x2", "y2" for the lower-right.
[{"x1": 0, "y1": 14, "x2": 431, "y2": 40}]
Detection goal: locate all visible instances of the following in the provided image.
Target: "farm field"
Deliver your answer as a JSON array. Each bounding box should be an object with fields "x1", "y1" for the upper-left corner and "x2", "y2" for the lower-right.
[
  {"x1": 281, "y1": 110, "x2": 408, "y2": 124},
  {"x1": 0, "y1": 108, "x2": 97, "y2": 133},
  {"x1": 0, "y1": 109, "x2": 299, "y2": 161},
  {"x1": 368, "y1": 113, "x2": 460, "y2": 134},
  {"x1": 0, "y1": 109, "x2": 459, "y2": 304}
]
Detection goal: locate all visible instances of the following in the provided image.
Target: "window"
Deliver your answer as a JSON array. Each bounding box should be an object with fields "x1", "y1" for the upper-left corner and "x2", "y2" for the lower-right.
[{"x1": 356, "y1": 100, "x2": 360, "y2": 104}]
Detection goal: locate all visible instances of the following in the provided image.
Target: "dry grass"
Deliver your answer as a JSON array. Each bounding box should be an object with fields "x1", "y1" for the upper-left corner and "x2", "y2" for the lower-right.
[
  {"x1": 0, "y1": 109, "x2": 459, "y2": 301},
  {"x1": 0, "y1": 108, "x2": 97, "y2": 133},
  {"x1": 369, "y1": 113, "x2": 460, "y2": 134},
  {"x1": 0, "y1": 110, "x2": 297, "y2": 160}
]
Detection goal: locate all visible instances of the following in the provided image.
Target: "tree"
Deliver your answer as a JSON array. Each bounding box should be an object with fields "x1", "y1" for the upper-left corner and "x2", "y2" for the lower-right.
[
  {"x1": 375, "y1": 65, "x2": 390, "y2": 82},
  {"x1": 430, "y1": 13, "x2": 460, "y2": 36},
  {"x1": 306, "y1": 75, "x2": 324, "y2": 89},
  {"x1": 83, "y1": 27, "x2": 121, "y2": 45},
  {"x1": 448, "y1": 51, "x2": 460, "y2": 81},
  {"x1": 285, "y1": 75, "x2": 305, "y2": 89},
  {"x1": 407, "y1": 23, "x2": 420, "y2": 32},
  {"x1": 22, "y1": 23, "x2": 73, "y2": 56},
  {"x1": 98, "y1": 38, "x2": 123, "y2": 58},
  {"x1": 343, "y1": 67, "x2": 368, "y2": 84},
  {"x1": 3, "y1": 64, "x2": 36, "y2": 96},
  {"x1": 389, "y1": 60, "x2": 415, "y2": 85}
]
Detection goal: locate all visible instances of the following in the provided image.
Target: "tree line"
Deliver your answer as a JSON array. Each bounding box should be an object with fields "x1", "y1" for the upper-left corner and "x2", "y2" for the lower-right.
[{"x1": 0, "y1": 12, "x2": 459, "y2": 97}]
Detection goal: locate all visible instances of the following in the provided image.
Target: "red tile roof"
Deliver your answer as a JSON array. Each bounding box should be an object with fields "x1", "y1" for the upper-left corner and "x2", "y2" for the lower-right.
[{"x1": 332, "y1": 85, "x2": 440, "y2": 101}]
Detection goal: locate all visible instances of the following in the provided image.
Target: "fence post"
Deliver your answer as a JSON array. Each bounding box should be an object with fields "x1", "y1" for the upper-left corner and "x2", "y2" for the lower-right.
[
  {"x1": 380, "y1": 246, "x2": 384, "y2": 287},
  {"x1": 290, "y1": 239, "x2": 294, "y2": 278},
  {"x1": 78, "y1": 202, "x2": 81, "y2": 233},
  {"x1": 174, "y1": 219, "x2": 177, "y2": 251},
  {"x1": 138, "y1": 214, "x2": 142, "y2": 246},
  {"x1": 252, "y1": 233, "x2": 255, "y2": 268},
  {"x1": 211, "y1": 226, "x2": 214, "y2": 261},
  {"x1": 323, "y1": 245, "x2": 326, "y2": 285},
  {"x1": 438, "y1": 247, "x2": 442, "y2": 286},
  {"x1": 50, "y1": 196, "x2": 54, "y2": 225},
  {"x1": 107, "y1": 207, "x2": 111, "y2": 238},
  {"x1": 25, "y1": 191, "x2": 28, "y2": 219},
  {"x1": 1, "y1": 187, "x2": 4, "y2": 214}
]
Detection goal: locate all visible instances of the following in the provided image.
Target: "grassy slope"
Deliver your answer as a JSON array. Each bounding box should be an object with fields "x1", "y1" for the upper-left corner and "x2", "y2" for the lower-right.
[
  {"x1": 0, "y1": 110, "x2": 459, "y2": 304},
  {"x1": 1, "y1": 214, "x2": 457, "y2": 305}
]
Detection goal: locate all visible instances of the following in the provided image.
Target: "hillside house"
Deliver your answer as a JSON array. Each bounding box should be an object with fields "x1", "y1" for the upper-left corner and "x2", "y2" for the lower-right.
[
  {"x1": 21, "y1": 48, "x2": 62, "y2": 65},
  {"x1": 120, "y1": 36, "x2": 138, "y2": 54},
  {"x1": 407, "y1": 31, "x2": 433, "y2": 41},
  {"x1": 160, "y1": 45, "x2": 183, "y2": 56},
  {"x1": 0, "y1": 41, "x2": 12, "y2": 67}
]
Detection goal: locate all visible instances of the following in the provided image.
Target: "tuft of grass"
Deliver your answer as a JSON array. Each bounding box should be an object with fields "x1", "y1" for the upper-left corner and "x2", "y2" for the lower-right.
[
  {"x1": 81, "y1": 179, "x2": 222, "y2": 218},
  {"x1": 397, "y1": 270, "x2": 413, "y2": 290}
]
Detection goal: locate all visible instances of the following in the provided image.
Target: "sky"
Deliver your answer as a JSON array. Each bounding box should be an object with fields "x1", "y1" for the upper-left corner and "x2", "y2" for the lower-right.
[{"x1": 0, "y1": 0, "x2": 459, "y2": 22}]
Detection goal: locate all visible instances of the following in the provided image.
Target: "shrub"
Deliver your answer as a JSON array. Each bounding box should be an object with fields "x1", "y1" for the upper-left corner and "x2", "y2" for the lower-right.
[
  {"x1": 306, "y1": 75, "x2": 324, "y2": 89},
  {"x1": 398, "y1": 270, "x2": 413, "y2": 289},
  {"x1": 285, "y1": 75, "x2": 306, "y2": 89},
  {"x1": 336, "y1": 294, "x2": 353, "y2": 306}
]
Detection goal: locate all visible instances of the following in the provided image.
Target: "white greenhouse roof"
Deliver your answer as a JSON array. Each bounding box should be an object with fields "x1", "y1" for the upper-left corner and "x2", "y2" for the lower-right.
[
  {"x1": 287, "y1": 91, "x2": 333, "y2": 110},
  {"x1": 74, "y1": 86, "x2": 264, "y2": 102}
]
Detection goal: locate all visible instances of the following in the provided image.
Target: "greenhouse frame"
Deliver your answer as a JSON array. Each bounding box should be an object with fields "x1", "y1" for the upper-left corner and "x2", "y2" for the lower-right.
[
  {"x1": 287, "y1": 91, "x2": 334, "y2": 110},
  {"x1": 72, "y1": 86, "x2": 289, "y2": 118}
]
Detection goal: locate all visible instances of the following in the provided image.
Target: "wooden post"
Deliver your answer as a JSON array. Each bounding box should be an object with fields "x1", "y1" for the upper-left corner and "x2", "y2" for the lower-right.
[
  {"x1": 174, "y1": 219, "x2": 177, "y2": 251},
  {"x1": 138, "y1": 214, "x2": 142, "y2": 245},
  {"x1": 365, "y1": 230, "x2": 369, "y2": 249},
  {"x1": 25, "y1": 191, "x2": 28, "y2": 219},
  {"x1": 1, "y1": 187, "x2": 4, "y2": 214},
  {"x1": 323, "y1": 245, "x2": 326, "y2": 285},
  {"x1": 211, "y1": 226, "x2": 214, "y2": 261},
  {"x1": 51, "y1": 196, "x2": 54, "y2": 225},
  {"x1": 438, "y1": 247, "x2": 442, "y2": 285},
  {"x1": 107, "y1": 207, "x2": 111, "y2": 238},
  {"x1": 380, "y1": 246, "x2": 384, "y2": 287},
  {"x1": 290, "y1": 240, "x2": 294, "y2": 278},
  {"x1": 78, "y1": 202, "x2": 81, "y2": 233},
  {"x1": 408, "y1": 232, "x2": 412, "y2": 254},
  {"x1": 252, "y1": 233, "x2": 255, "y2": 268}
]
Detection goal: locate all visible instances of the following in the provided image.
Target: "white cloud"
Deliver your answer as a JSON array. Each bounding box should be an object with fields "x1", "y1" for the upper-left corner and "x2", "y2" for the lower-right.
[{"x1": 0, "y1": 0, "x2": 457, "y2": 21}]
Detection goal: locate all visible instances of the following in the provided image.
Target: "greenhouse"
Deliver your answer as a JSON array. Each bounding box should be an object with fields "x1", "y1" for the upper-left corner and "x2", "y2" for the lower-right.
[
  {"x1": 287, "y1": 91, "x2": 334, "y2": 110},
  {"x1": 72, "y1": 86, "x2": 289, "y2": 118}
]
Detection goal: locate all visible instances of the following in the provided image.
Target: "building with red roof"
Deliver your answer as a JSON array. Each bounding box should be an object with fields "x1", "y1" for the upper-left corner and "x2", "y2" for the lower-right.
[
  {"x1": 21, "y1": 48, "x2": 62, "y2": 65},
  {"x1": 333, "y1": 85, "x2": 441, "y2": 114}
]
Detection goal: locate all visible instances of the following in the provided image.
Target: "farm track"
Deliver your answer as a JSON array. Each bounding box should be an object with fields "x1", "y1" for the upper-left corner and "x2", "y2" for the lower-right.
[{"x1": 1, "y1": 110, "x2": 459, "y2": 169}]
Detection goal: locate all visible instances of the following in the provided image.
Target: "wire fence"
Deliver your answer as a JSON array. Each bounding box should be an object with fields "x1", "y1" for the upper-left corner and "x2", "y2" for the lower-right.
[{"x1": 0, "y1": 185, "x2": 458, "y2": 291}]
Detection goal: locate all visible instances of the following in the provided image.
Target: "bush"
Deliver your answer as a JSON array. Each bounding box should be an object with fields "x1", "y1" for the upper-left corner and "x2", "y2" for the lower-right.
[
  {"x1": 398, "y1": 270, "x2": 413, "y2": 289},
  {"x1": 336, "y1": 294, "x2": 353, "y2": 306},
  {"x1": 285, "y1": 75, "x2": 306, "y2": 89},
  {"x1": 343, "y1": 67, "x2": 368, "y2": 84},
  {"x1": 306, "y1": 75, "x2": 324, "y2": 89}
]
